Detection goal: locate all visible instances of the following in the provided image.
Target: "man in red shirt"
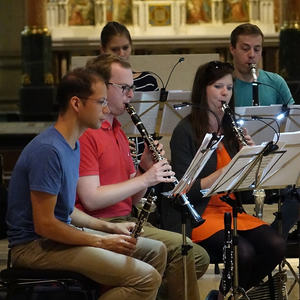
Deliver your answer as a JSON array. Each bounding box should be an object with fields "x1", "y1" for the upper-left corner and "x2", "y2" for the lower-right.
[{"x1": 76, "y1": 54, "x2": 210, "y2": 300}]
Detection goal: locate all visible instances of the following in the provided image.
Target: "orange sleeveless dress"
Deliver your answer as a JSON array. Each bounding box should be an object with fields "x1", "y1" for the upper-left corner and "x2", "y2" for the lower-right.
[{"x1": 192, "y1": 143, "x2": 266, "y2": 243}]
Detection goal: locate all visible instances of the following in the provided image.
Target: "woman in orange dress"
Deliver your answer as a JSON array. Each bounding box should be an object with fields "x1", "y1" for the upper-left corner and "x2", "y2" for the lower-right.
[{"x1": 170, "y1": 61, "x2": 286, "y2": 299}]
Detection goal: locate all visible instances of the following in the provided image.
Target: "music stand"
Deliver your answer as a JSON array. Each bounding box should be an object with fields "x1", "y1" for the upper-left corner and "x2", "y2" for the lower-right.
[
  {"x1": 119, "y1": 90, "x2": 191, "y2": 136},
  {"x1": 202, "y1": 142, "x2": 286, "y2": 300},
  {"x1": 284, "y1": 104, "x2": 300, "y2": 132},
  {"x1": 235, "y1": 105, "x2": 285, "y2": 145},
  {"x1": 167, "y1": 133, "x2": 223, "y2": 300},
  {"x1": 258, "y1": 131, "x2": 300, "y2": 299}
]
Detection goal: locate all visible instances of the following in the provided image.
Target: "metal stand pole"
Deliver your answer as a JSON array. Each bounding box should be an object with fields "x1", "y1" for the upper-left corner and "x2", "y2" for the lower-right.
[{"x1": 181, "y1": 210, "x2": 193, "y2": 300}]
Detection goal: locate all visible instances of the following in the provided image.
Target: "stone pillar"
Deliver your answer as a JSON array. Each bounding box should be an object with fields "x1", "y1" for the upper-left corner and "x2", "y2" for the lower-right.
[
  {"x1": 95, "y1": 0, "x2": 106, "y2": 26},
  {"x1": 248, "y1": 0, "x2": 260, "y2": 22},
  {"x1": 212, "y1": 0, "x2": 223, "y2": 24},
  {"x1": 279, "y1": 0, "x2": 300, "y2": 101},
  {"x1": 20, "y1": 0, "x2": 56, "y2": 120},
  {"x1": 260, "y1": 0, "x2": 274, "y2": 25}
]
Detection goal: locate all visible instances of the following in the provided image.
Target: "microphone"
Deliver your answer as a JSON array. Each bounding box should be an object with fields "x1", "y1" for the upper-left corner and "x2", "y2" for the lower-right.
[
  {"x1": 275, "y1": 103, "x2": 290, "y2": 120},
  {"x1": 249, "y1": 64, "x2": 259, "y2": 106},
  {"x1": 149, "y1": 57, "x2": 185, "y2": 102},
  {"x1": 165, "y1": 57, "x2": 185, "y2": 90},
  {"x1": 173, "y1": 102, "x2": 192, "y2": 110},
  {"x1": 173, "y1": 102, "x2": 222, "y2": 134}
]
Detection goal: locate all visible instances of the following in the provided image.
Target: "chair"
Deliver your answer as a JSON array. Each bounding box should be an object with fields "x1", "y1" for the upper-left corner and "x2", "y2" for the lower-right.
[{"x1": 0, "y1": 250, "x2": 100, "y2": 300}]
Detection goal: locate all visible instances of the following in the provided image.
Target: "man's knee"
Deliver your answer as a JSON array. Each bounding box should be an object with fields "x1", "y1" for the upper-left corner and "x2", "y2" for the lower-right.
[{"x1": 191, "y1": 242, "x2": 210, "y2": 278}]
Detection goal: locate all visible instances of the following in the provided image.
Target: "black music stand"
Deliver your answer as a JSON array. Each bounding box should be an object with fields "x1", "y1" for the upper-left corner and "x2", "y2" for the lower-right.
[
  {"x1": 118, "y1": 91, "x2": 191, "y2": 136},
  {"x1": 166, "y1": 133, "x2": 222, "y2": 300},
  {"x1": 203, "y1": 141, "x2": 286, "y2": 300}
]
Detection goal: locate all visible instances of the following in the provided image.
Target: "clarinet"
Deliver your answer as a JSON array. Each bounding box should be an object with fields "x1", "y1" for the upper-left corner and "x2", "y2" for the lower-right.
[
  {"x1": 221, "y1": 102, "x2": 248, "y2": 147},
  {"x1": 131, "y1": 188, "x2": 157, "y2": 238},
  {"x1": 125, "y1": 103, "x2": 205, "y2": 225},
  {"x1": 222, "y1": 212, "x2": 233, "y2": 297},
  {"x1": 249, "y1": 63, "x2": 259, "y2": 106},
  {"x1": 221, "y1": 102, "x2": 266, "y2": 219}
]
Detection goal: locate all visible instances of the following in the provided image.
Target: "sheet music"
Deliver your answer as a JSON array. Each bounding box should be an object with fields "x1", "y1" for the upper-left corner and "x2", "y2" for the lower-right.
[
  {"x1": 171, "y1": 133, "x2": 223, "y2": 196},
  {"x1": 241, "y1": 145, "x2": 285, "y2": 189},
  {"x1": 284, "y1": 105, "x2": 300, "y2": 132},
  {"x1": 120, "y1": 90, "x2": 192, "y2": 135},
  {"x1": 201, "y1": 144, "x2": 279, "y2": 197},
  {"x1": 257, "y1": 132, "x2": 300, "y2": 189},
  {"x1": 235, "y1": 105, "x2": 284, "y2": 145}
]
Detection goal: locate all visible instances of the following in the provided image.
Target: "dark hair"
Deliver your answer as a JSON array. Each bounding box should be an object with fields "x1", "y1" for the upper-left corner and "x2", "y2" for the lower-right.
[
  {"x1": 86, "y1": 53, "x2": 132, "y2": 81},
  {"x1": 189, "y1": 61, "x2": 237, "y2": 150},
  {"x1": 230, "y1": 23, "x2": 264, "y2": 48},
  {"x1": 56, "y1": 67, "x2": 104, "y2": 114},
  {"x1": 100, "y1": 21, "x2": 132, "y2": 49}
]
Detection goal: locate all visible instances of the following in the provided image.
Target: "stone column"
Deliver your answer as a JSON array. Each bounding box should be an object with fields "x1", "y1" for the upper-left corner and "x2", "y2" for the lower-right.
[
  {"x1": 20, "y1": 0, "x2": 56, "y2": 120},
  {"x1": 212, "y1": 0, "x2": 223, "y2": 24},
  {"x1": 279, "y1": 0, "x2": 300, "y2": 102}
]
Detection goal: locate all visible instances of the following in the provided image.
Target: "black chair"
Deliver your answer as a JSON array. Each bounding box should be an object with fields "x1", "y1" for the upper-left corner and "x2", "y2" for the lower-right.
[{"x1": 0, "y1": 250, "x2": 100, "y2": 300}]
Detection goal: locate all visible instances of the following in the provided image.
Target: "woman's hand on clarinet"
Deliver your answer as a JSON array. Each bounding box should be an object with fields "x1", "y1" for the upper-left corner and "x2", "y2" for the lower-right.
[{"x1": 242, "y1": 127, "x2": 255, "y2": 147}]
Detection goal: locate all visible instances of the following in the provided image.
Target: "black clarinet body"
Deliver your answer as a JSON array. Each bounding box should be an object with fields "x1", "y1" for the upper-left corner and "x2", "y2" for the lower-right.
[
  {"x1": 221, "y1": 102, "x2": 248, "y2": 147},
  {"x1": 222, "y1": 212, "x2": 233, "y2": 296},
  {"x1": 131, "y1": 189, "x2": 156, "y2": 238},
  {"x1": 125, "y1": 103, "x2": 205, "y2": 225},
  {"x1": 249, "y1": 63, "x2": 259, "y2": 106}
]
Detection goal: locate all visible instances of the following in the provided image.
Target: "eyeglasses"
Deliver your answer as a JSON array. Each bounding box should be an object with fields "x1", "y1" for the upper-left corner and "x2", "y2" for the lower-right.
[
  {"x1": 82, "y1": 97, "x2": 108, "y2": 107},
  {"x1": 208, "y1": 61, "x2": 234, "y2": 71},
  {"x1": 107, "y1": 82, "x2": 136, "y2": 94}
]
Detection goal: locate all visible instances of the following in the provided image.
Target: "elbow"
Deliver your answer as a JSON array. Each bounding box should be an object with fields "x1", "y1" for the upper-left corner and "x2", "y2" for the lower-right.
[
  {"x1": 78, "y1": 194, "x2": 102, "y2": 212},
  {"x1": 33, "y1": 218, "x2": 54, "y2": 237}
]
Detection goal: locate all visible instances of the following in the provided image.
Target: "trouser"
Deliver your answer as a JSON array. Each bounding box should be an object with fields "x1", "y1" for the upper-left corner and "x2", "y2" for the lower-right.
[
  {"x1": 106, "y1": 216, "x2": 210, "y2": 300},
  {"x1": 11, "y1": 229, "x2": 167, "y2": 300}
]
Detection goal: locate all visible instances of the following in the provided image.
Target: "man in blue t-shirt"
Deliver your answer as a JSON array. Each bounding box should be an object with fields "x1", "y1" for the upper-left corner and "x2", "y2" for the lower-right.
[
  {"x1": 230, "y1": 23, "x2": 299, "y2": 240},
  {"x1": 6, "y1": 67, "x2": 167, "y2": 300}
]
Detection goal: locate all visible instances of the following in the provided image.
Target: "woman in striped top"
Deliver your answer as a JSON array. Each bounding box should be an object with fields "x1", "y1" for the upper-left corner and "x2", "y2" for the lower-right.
[{"x1": 100, "y1": 21, "x2": 159, "y2": 92}]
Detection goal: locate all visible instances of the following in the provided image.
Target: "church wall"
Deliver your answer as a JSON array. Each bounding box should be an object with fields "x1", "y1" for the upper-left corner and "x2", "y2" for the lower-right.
[
  {"x1": 0, "y1": 0, "x2": 292, "y2": 112},
  {"x1": 0, "y1": 0, "x2": 25, "y2": 113}
]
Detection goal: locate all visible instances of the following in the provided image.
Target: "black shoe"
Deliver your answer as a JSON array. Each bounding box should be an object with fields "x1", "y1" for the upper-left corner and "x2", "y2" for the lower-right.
[
  {"x1": 205, "y1": 290, "x2": 219, "y2": 300},
  {"x1": 287, "y1": 228, "x2": 299, "y2": 241}
]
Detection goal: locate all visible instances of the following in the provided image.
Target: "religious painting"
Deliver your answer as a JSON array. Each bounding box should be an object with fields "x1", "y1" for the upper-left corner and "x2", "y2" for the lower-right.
[
  {"x1": 223, "y1": 0, "x2": 249, "y2": 23},
  {"x1": 186, "y1": 0, "x2": 211, "y2": 24},
  {"x1": 149, "y1": 5, "x2": 171, "y2": 26},
  {"x1": 106, "y1": 0, "x2": 133, "y2": 24},
  {"x1": 68, "y1": 0, "x2": 95, "y2": 25}
]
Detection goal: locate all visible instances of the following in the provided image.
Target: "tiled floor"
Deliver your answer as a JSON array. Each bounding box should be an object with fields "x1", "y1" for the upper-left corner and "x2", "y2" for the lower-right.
[{"x1": 0, "y1": 204, "x2": 299, "y2": 299}]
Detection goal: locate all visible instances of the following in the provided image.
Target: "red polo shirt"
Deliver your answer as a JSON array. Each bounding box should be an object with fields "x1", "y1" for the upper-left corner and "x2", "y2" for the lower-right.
[{"x1": 76, "y1": 118, "x2": 135, "y2": 218}]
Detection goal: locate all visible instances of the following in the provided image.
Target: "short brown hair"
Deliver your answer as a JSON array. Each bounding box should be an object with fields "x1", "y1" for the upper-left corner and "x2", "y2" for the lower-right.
[
  {"x1": 86, "y1": 53, "x2": 132, "y2": 82},
  {"x1": 56, "y1": 68, "x2": 104, "y2": 114},
  {"x1": 230, "y1": 23, "x2": 264, "y2": 48}
]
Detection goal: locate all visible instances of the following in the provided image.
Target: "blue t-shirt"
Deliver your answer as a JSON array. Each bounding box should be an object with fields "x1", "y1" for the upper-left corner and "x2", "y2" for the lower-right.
[
  {"x1": 6, "y1": 126, "x2": 80, "y2": 247},
  {"x1": 234, "y1": 70, "x2": 294, "y2": 107}
]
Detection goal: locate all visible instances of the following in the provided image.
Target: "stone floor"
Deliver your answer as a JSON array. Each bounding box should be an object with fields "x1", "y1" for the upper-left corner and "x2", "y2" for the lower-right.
[{"x1": 0, "y1": 204, "x2": 299, "y2": 299}]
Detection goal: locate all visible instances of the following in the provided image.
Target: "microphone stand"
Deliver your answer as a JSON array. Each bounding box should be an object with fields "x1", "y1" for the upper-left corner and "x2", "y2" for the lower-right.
[{"x1": 146, "y1": 57, "x2": 185, "y2": 136}]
